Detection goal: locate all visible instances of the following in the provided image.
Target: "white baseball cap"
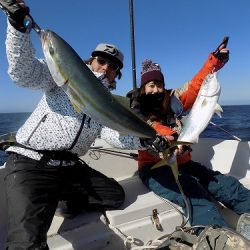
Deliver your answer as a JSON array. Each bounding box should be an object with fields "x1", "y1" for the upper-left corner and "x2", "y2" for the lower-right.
[{"x1": 91, "y1": 43, "x2": 124, "y2": 69}]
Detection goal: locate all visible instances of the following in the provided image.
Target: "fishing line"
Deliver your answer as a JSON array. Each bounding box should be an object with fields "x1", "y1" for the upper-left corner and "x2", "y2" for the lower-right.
[{"x1": 209, "y1": 121, "x2": 241, "y2": 141}]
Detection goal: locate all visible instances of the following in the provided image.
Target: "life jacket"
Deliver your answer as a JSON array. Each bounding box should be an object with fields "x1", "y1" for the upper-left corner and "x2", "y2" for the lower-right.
[
  {"x1": 127, "y1": 90, "x2": 190, "y2": 168},
  {"x1": 127, "y1": 89, "x2": 183, "y2": 130}
]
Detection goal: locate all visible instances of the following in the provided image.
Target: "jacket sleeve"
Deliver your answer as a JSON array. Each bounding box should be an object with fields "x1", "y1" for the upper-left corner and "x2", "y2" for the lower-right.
[
  {"x1": 99, "y1": 126, "x2": 144, "y2": 150},
  {"x1": 151, "y1": 122, "x2": 176, "y2": 136},
  {"x1": 6, "y1": 21, "x2": 56, "y2": 91},
  {"x1": 175, "y1": 54, "x2": 222, "y2": 111}
]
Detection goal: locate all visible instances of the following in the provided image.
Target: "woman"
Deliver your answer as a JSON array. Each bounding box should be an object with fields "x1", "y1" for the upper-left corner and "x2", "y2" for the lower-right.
[{"x1": 128, "y1": 44, "x2": 250, "y2": 235}]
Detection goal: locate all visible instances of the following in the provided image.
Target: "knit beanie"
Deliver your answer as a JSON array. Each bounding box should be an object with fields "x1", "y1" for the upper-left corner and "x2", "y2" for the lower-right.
[{"x1": 140, "y1": 59, "x2": 164, "y2": 86}]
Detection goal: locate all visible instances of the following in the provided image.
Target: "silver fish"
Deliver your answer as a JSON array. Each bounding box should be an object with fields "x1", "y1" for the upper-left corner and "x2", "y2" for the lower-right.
[
  {"x1": 178, "y1": 72, "x2": 223, "y2": 143},
  {"x1": 40, "y1": 30, "x2": 155, "y2": 138}
]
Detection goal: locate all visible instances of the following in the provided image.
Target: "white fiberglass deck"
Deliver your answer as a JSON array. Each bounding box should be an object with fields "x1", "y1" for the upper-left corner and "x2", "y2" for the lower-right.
[{"x1": 0, "y1": 138, "x2": 249, "y2": 249}]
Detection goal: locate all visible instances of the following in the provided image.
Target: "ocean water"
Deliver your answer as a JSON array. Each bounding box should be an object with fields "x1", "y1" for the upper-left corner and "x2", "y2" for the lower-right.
[
  {"x1": 200, "y1": 105, "x2": 250, "y2": 141},
  {"x1": 0, "y1": 105, "x2": 250, "y2": 166},
  {"x1": 0, "y1": 112, "x2": 31, "y2": 166}
]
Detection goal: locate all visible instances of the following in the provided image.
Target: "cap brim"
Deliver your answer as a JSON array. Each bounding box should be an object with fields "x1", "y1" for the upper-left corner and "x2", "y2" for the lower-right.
[{"x1": 91, "y1": 51, "x2": 123, "y2": 69}]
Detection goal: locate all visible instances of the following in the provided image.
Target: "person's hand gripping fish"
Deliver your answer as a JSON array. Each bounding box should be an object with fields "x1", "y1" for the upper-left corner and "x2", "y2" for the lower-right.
[
  {"x1": 141, "y1": 134, "x2": 175, "y2": 155},
  {"x1": 0, "y1": 0, "x2": 40, "y2": 33}
]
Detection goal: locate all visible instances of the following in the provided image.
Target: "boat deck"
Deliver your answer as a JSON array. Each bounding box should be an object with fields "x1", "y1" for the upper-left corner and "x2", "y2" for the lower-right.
[{"x1": 1, "y1": 138, "x2": 250, "y2": 249}]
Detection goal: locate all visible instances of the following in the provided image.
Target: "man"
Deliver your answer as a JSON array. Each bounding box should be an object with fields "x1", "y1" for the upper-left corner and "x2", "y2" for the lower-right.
[{"x1": 0, "y1": 1, "x2": 169, "y2": 249}]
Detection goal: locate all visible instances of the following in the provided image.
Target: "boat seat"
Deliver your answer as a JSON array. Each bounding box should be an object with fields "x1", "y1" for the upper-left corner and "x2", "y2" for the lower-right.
[
  {"x1": 45, "y1": 175, "x2": 184, "y2": 249},
  {"x1": 105, "y1": 175, "x2": 242, "y2": 234},
  {"x1": 48, "y1": 175, "x2": 183, "y2": 234},
  {"x1": 105, "y1": 175, "x2": 183, "y2": 226},
  {"x1": 48, "y1": 172, "x2": 242, "y2": 237}
]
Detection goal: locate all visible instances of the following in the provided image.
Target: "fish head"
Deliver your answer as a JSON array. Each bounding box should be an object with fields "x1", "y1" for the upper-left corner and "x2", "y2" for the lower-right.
[
  {"x1": 40, "y1": 30, "x2": 68, "y2": 87},
  {"x1": 41, "y1": 29, "x2": 86, "y2": 88}
]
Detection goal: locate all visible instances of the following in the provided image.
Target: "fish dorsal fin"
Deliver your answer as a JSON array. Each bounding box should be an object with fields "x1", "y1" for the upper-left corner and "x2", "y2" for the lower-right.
[{"x1": 112, "y1": 94, "x2": 131, "y2": 109}]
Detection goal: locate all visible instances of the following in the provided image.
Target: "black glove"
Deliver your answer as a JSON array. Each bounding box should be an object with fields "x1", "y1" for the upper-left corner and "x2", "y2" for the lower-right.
[
  {"x1": 140, "y1": 135, "x2": 171, "y2": 154},
  {"x1": 213, "y1": 36, "x2": 229, "y2": 63},
  {"x1": 0, "y1": 0, "x2": 32, "y2": 32},
  {"x1": 213, "y1": 49, "x2": 229, "y2": 63}
]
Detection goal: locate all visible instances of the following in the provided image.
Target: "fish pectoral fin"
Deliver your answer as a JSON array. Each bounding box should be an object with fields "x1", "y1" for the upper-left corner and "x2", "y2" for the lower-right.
[{"x1": 214, "y1": 103, "x2": 223, "y2": 118}]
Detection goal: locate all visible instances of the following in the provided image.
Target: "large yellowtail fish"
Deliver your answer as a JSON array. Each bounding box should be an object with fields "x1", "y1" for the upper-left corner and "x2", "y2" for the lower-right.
[
  {"x1": 178, "y1": 72, "x2": 223, "y2": 143},
  {"x1": 40, "y1": 30, "x2": 156, "y2": 138},
  {"x1": 40, "y1": 29, "x2": 194, "y2": 226}
]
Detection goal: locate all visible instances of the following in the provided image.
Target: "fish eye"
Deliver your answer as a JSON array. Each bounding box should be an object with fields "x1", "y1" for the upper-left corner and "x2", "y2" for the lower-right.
[{"x1": 49, "y1": 47, "x2": 54, "y2": 55}]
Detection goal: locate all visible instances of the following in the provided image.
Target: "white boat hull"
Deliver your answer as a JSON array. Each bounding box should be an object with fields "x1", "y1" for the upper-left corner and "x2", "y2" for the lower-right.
[{"x1": 1, "y1": 138, "x2": 249, "y2": 249}]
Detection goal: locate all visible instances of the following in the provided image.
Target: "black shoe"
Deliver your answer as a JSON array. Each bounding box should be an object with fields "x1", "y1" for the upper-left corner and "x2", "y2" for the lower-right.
[{"x1": 55, "y1": 200, "x2": 80, "y2": 219}]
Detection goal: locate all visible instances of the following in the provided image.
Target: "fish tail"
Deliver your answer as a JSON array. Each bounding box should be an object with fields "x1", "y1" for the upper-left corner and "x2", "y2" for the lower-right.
[{"x1": 151, "y1": 149, "x2": 180, "y2": 183}]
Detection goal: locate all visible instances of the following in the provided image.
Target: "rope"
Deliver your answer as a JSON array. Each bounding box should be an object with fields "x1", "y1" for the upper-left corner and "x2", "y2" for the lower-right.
[{"x1": 106, "y1": 191, "x2": 193, "y2": 250}]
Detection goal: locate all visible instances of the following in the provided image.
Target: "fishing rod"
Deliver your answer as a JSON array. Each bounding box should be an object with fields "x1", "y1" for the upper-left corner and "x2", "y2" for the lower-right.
[
  {"x1": 127, "y1": 0, "x2": 191, "y2": 228},
  {"x1": 128, "y1": 0, "x2": 137, "y2": 91},
  {"x1": 90, "y1": 146, "x2": 138, "y2": 158},
  {"x1": 209, "y1": 121, "x2": 242, "y2": 141}
]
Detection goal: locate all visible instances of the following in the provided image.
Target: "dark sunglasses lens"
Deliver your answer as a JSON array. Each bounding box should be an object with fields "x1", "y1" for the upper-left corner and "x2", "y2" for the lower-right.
[
  {"x1": 96, "y1": 57, "x2": 119, "y2": 71},
  {"x1": 97, "y1": 58, "x2": 106, "y2": 65}
]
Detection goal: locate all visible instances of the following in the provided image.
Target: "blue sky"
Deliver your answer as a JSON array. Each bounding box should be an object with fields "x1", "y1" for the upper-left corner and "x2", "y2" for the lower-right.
[{"x1": 0, "y1": 0, "x2": 250, "y2": 113}]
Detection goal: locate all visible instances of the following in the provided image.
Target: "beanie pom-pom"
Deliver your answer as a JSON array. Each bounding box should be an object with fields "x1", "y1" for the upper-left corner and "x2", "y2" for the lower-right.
[{"x1": 141, "y1": 59, "x2": 161, "y2": 75}]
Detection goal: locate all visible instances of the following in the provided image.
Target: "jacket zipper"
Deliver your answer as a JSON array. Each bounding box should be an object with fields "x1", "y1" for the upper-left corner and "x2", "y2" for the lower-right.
[{"x1": 26, "y1": 114, "x2": 48, "y2": 145}]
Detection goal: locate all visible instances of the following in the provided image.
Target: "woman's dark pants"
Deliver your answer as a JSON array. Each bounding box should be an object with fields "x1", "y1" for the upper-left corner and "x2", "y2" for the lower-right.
[{"x1": 139, "y1": 160, "x2": 250, "y2": 228}]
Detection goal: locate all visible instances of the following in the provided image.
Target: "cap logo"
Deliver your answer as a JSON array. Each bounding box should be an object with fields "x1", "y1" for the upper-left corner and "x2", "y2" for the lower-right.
[{"x1": 104, "y1": 45, "x2": 119, "y2": 57}]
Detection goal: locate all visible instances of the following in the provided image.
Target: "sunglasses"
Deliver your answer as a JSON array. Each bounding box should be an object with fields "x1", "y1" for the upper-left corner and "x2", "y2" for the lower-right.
[{"x1": 95, "y1": 56, "x2": 119, "y2": 72}]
